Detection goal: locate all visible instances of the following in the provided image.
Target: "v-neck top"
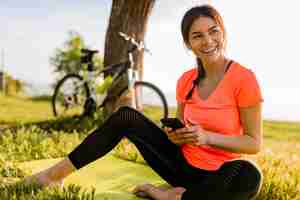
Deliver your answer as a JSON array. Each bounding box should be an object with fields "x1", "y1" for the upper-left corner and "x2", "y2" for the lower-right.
[{"x1": 176, "y1": 61, "x2": 263, "y2": 171}]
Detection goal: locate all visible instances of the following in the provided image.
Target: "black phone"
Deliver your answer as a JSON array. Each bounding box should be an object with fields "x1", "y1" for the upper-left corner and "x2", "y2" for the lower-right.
[{"x1": 160, "y1": 118, "x2": 185, "y2": 130}]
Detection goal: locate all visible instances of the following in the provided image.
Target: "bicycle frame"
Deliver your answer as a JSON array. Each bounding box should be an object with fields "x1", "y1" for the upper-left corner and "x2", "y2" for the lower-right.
[
  {"x1": 82, "y1": 60, "x2": 139, "y2": 108},
  {"x1": 80, "y1": 32, "x2": 147, "y2": 109}
]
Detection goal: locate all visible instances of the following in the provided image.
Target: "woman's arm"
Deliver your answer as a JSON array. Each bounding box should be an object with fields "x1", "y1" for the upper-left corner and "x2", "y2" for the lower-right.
[{"x1": 205, "y1": 103, "x2": 263, "y2": 154}]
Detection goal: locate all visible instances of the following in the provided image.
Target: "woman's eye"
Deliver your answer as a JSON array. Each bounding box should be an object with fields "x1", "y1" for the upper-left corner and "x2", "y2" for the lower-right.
[
  {"x1": 210, "y1": 29, "x2": 220, "y2": 35},
  {"x1": 193, "y1": 34, "x2": 203, "y2": 39}
]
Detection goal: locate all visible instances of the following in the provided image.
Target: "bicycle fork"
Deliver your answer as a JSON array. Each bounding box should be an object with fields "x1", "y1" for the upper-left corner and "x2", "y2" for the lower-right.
[
  {"x1": 127, "y1": 51, "x2": 142, "y2": 110},
  {"x1": 127, "y1": 68, "x2": 141, "y2": 110}
]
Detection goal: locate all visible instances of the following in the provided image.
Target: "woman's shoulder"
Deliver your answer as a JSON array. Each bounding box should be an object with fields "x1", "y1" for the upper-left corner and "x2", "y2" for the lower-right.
[
  {"x1": 230, "y1": 61, "x2": 263, "y2": 106},
  {"x1": 231, "y1": 61, "x2": 258, "y2": 82},
  {"x1": 232, "y1": 61, "x2": 256, "y2": 76},
  {"x1": 177, "y1": 67, "x2": 197, "y2": 83},
  {"x1": 231, "y1": 61, "x2": 257, "y2": 88}
]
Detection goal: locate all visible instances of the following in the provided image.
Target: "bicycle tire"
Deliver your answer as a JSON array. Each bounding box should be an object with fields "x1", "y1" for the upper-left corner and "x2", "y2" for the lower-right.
[
  {"x1": 134, "y1": 81, "x2": 169, "y2": 125},
  {"x1": 52, "y1": 74, "x2": 90, "y2": 117}
]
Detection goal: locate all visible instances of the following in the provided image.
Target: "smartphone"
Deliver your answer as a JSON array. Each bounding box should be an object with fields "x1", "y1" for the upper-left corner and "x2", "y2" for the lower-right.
[{"x1": 160, "y1": 118, "x2": 185, "y2": 130}]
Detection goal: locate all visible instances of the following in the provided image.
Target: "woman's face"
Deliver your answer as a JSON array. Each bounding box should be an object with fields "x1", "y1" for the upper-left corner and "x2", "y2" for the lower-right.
[{"x1": 187, "y1": 16, "x2": 225, "y2": 63}]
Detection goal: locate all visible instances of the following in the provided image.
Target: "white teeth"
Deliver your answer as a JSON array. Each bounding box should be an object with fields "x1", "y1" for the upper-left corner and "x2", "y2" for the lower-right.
[{"x1": 202, "y1": 47, "x2": 217, "y2": 54}]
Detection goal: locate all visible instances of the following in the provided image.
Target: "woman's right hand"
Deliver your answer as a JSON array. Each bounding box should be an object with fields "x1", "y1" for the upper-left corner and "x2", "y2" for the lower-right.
[{"x1": 164, "y1": 127, "x2": 198, "y2": 146}]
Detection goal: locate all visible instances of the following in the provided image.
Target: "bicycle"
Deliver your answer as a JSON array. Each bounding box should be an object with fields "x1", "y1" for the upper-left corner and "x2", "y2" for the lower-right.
[{"x1": 52, "y1": 32, "x2": 169, "y2": 125}]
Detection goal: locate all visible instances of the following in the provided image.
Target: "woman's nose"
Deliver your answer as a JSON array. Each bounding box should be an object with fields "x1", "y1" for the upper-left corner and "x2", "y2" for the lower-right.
[{"x1": 202, "y1": 34, "x2": 214, "y2": 46}]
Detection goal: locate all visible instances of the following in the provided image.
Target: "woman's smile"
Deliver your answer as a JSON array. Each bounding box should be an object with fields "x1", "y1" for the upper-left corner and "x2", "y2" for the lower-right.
[{"x1": 200, "y1": 46, "x2": 218, "y2": 55}]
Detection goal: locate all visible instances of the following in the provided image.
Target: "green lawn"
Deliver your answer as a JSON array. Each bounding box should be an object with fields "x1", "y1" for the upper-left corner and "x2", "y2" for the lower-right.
[
  {"x1": 0, "y1": 94, "x2": 54, "y2": 125},
  {"x1": 0, "y1": 94, "x2": 300, "y2": 199}
]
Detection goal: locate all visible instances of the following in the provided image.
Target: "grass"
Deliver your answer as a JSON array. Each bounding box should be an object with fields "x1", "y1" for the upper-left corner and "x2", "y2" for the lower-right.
[
  {"x1": 0, "y1": 93, "x2": 300, "y2": 199},
  {"x1": 0, "y1": 94, "x2": 54, "y2": 125}
]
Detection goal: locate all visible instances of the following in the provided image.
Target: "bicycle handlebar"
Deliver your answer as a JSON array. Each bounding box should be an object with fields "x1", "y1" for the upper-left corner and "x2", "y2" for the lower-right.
[
  {"x1": 80, "y1": 32, "x2": 150, "y2": 58},
  {"x1": 79, "y1": 33, "x2": 150, "y2": 68},
  {"x1": 118, "y1": 32, "x2": 151, "y2": 54}
]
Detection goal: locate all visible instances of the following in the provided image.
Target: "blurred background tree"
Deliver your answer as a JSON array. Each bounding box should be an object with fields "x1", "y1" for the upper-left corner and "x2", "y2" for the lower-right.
[
  {"x1": 0, "y1": 71, "x2": 24, "y2": 96},
  {"x1": 50, "y1": 31, "x2": 103, "y2": 81}
]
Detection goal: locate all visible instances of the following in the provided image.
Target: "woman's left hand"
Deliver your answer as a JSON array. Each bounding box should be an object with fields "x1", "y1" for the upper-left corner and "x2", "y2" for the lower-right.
[{"x1": 174, "y1": 123, "x2": 209, "y2": 146}]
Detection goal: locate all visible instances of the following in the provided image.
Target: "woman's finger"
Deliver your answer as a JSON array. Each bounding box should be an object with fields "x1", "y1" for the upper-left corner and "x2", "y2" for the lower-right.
[
  {"x1": 163, "y1": 127, "x2": 172, "y2": 132},
  {"x1": 175, "y1": 126, "x2": 197, "y2": 134},
  {"x1": 168, "y1": 132, "x2": 199, "y2": 145},
  {"x1": 175, "y1": 138, "x2": 197, "y2": 145},
  {"x1": 169, "y1": 132, "x2": 197, "y2": 141},
  {"x1": 179, "y1": 133, "x2": 198, "y2": 139},
  {"x1": 183, "y1": 138, "x2": 199, "y2": 144}
]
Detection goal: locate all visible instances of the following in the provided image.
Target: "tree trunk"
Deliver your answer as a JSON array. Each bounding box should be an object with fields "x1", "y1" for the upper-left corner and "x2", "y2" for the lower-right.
[{"x1": 103, "y1": 0, "x2": 155, "y2": 118}]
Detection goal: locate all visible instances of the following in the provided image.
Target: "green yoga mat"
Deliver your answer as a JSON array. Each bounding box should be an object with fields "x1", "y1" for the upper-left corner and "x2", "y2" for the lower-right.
[{"x1": 20, "y1": 154, "x2": 167, "y2": 200}]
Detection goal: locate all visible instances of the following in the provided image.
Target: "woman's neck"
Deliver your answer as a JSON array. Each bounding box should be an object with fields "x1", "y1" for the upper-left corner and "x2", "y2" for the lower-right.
[{"x1": 201, "y1": 57, "x2": 229, "y2": 79}]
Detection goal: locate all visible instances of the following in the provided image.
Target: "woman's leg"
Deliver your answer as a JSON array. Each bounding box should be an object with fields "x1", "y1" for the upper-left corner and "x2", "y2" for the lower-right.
[
  {"x1": 225, "y1": 160, "x2": 262, "y2": 200},
  {"x1": 29, "y1": 106, "x2": 193, "y2": 188},
  {"x1": 180, "y1": 160, "x2": 263, "y2": 200},
  {"x1": 68, "y1": 106, "x2": 194, "y2": 186}
]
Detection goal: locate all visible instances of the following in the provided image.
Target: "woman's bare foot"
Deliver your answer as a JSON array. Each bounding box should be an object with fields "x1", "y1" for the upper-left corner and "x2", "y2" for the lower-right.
[
  {"x1": 23, "y1": 158, "x2": 75, "y2": 188},
  {"x1": 132, "y1": 183, "x2": 186, "y2": 200},
  {"x1": 24, "y1": 170, "x2": 64, "y2": 188},
  {"x1": 132, "y1": 183, "x2": 162, "y2": 198}
]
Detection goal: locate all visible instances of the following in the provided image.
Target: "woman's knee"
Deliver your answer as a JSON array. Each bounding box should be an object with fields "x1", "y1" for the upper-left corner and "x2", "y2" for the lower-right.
[
  {"x1": 233, "y1": 160, "x2": 263, "y2": 199},
  {"x1": 111, "y1": 106, "x2": 138, "y2": 122},
  {"x1": 242, "y1": 160, "x2": 262, "y2": 183},
  {"x1": 115, "y1": 106, "x2": 142, "y2": 118},
  {"x1": 116, "y1": 106, "x2": 154, "y2": 125}
]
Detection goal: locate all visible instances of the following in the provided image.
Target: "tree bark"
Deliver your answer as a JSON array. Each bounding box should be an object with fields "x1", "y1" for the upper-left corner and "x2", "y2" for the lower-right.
[{"x1": 103, "y1": 0, "x2": 155, "y2": 117}]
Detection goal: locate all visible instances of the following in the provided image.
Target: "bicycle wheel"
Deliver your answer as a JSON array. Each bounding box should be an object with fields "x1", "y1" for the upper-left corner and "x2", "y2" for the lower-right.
[
  {"x1": 52, "y1": 74, "x2": 90, "y2": 117},
  {"x1": 134, "y1": 81, "x2": 168, "y2": 125}
]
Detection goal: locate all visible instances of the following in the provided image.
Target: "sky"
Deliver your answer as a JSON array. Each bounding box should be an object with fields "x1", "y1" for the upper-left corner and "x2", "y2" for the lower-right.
[{"x1": 1, "y1": 0, "x2": 300, "y2": 121}]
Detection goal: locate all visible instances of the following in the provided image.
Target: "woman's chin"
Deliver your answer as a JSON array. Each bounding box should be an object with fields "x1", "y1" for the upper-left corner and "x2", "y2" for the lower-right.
[{"x1": 200, "y1": 54, "x2": 222, "y2": 63}]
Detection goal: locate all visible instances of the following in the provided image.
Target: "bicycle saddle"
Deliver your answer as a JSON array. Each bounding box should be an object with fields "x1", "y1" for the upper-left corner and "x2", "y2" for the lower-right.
[{"x1": 81, "y1": 48, "x2": 99, "y2": 55}]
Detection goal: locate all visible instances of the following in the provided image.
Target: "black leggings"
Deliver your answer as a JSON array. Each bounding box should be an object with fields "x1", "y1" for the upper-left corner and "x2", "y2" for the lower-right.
[{"x1": 68, "y1": 106, "x2": 262, "y2": 200}]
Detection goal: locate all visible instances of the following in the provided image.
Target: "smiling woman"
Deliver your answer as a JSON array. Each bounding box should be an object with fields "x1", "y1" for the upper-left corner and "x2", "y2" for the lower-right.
[{"x1": 23, "y1": 4, "x2": 263, "y2": 200}]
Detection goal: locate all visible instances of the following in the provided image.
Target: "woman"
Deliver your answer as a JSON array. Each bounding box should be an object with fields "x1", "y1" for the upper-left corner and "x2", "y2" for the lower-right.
[{"x1": 26, "y1": 5, "x2": 263, "y2": 200}]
